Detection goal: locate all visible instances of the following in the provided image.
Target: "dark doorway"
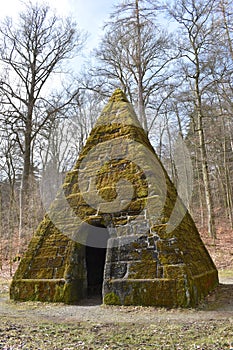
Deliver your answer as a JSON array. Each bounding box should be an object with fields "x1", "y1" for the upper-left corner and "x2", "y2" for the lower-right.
[{"x1": 85, "y1": 225, "x2": 109, "y2": 297}]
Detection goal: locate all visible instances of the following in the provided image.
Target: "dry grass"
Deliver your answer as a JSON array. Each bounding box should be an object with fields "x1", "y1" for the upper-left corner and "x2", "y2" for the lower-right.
[{"x1": 0, "y1": 316, "x2": 233, "y2": 349}]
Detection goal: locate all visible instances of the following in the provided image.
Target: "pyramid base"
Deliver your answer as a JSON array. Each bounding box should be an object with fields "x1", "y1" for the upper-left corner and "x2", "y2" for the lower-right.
[
  {"x1": 10, "y1": 278, "x2": 86, "y2": 304},
  {"x1": 103, "y1": 269, "x2": 218, "y2": 308}
]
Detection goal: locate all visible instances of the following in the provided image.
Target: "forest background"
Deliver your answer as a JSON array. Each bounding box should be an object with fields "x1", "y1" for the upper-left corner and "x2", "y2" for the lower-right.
[{"x1": 0, "y1": 0, "x2": 232, "y2": 274}]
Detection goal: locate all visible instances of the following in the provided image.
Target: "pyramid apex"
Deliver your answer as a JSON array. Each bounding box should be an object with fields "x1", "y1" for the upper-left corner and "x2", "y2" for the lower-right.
[
  {"x1": 109, "y1": 88, "x2": 129, "y2": 103},
  {"x1": 96, "y1": 88, "x2": 141, "y2": 128}
]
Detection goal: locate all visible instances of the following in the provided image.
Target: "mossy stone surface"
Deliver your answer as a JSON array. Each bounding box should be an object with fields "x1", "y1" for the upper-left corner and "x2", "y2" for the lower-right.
[
  {"x1": 11, "y1": 89, "x2": 218, "y2": 307},
  {"x1": 103, "y1": 292, "x2": 121, "y2": 305}
]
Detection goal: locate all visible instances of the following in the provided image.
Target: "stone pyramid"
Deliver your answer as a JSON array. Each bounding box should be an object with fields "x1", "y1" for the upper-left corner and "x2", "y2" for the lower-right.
[{"x1": 10, "y1": 89, "x2": 218, "y2": 307}]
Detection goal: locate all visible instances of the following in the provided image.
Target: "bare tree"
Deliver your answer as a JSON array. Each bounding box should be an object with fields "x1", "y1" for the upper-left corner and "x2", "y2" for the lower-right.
[
  {"x1": 166, "y1": 0, "x2": 219, "y2": 238},
  {"x1": 37, "y1": 88, "x2": 104, "y2": 215},
  {"x1": 93, "y1": 0, "x2": 176, "y2": 132},
  {"x1": 0, "y1": 2, "x2": 85, "y2": 202},
  {"x1": 217, "y1": 0, "x2": 233, "y2": 60}
]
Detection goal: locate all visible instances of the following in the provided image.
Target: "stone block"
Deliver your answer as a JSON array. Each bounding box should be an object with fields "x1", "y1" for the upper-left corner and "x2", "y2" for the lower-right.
[{"x1": 103, "y1": 279, "x2": 178, "y2": 307}]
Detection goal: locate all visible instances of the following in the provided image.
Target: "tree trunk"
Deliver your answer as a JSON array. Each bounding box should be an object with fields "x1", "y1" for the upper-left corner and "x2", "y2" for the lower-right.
[
  {"x1": 19, "y1": 114, "x2": 32, "y2": 244},
  {"x1": 22, "y1": 130, "x2": 31, "y2": 195},
  {"x1": 135, "y1": 0, "x2": 148, "y2": 132},
  {"x1": 195, "y1": 147, "x2": 205, "y2": 228},
  {"x1": 194, "y1": 67, "x2": 216, "y2": 238},
  {"x1": 222, "y1": 116, "x2": 233, "y2": 229},
  {"x1": 196, "y1": 110, "x2": 216, "y2": 238}
]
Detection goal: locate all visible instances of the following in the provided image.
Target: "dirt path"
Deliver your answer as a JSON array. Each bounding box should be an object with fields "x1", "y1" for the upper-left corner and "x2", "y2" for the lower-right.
[
  {"x1": 1, "y1": 275, "x2": 233, "y2": 349},
  {"x1": 1, "y1": 275, "x2": 233, "y2": 325}
]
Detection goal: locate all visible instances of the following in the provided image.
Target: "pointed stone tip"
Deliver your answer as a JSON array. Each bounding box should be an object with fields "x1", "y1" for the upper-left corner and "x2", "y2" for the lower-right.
[{"x1": 109, "y1": 88, "x2": 129, "y2": 103}]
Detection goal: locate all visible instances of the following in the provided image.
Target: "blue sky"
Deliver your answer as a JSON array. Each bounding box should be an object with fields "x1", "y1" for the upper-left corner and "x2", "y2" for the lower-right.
[
  {"x1": 1, "y1": 0, "x2": 117, "y2": 51},
  {"x1": 69, "y1": 0, "x2": 118, "y2": 49}
]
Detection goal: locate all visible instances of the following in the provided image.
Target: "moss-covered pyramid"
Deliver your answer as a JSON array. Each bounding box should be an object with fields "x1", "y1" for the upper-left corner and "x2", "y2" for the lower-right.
[{"x1": 10, "y1": 89, "x2": 218, "y2": 307}]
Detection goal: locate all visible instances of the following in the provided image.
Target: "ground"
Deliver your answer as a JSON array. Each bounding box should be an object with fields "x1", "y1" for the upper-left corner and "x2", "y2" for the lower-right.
[
  {"x1": 0, "y1": 228, "x2": 233, "y2": 349},
  {"x1": 0, "y1": 273, "x2": 233, "y2": 349}
]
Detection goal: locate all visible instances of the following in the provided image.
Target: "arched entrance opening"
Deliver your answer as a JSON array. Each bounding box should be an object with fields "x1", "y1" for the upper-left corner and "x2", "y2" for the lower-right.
[{"x1": 85, "y1": 224, "x2": 109, "y2": 297}]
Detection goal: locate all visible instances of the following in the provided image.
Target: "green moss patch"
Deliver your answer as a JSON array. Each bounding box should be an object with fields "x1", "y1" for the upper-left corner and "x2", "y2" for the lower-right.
[{"x1": 103, "y1": 292, "x2": 121, "y2": 305}]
